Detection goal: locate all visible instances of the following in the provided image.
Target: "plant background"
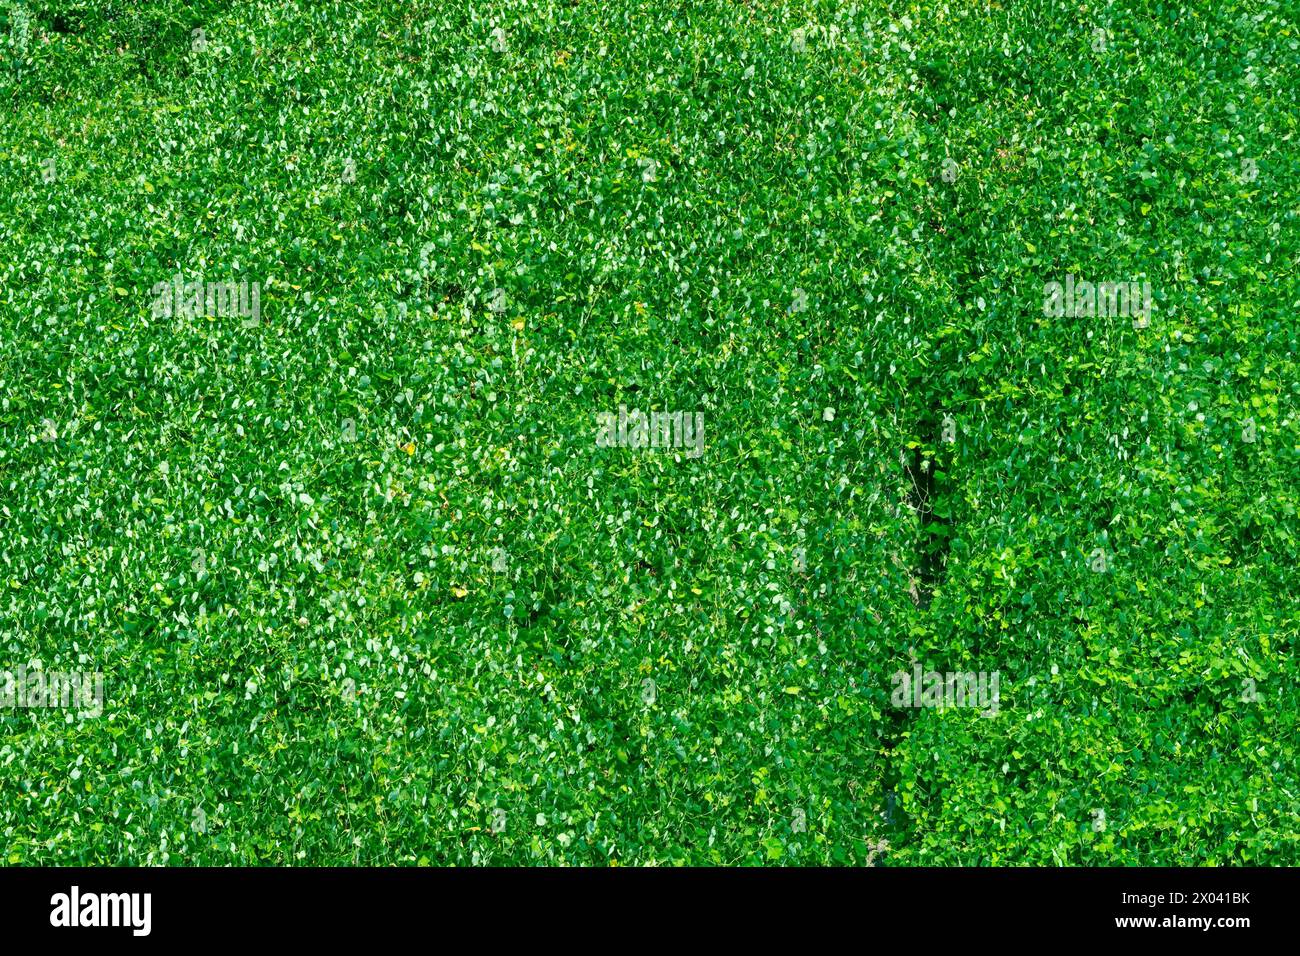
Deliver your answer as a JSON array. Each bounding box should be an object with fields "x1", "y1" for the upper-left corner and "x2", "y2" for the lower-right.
[{"x1": 0, "y1": 0, "x2": 1296, "y2": 864}]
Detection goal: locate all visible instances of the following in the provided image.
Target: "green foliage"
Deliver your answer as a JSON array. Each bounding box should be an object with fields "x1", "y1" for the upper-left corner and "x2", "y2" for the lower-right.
[{"x1": 0, "y1": 0, "x2": 1295, "y2": 865}]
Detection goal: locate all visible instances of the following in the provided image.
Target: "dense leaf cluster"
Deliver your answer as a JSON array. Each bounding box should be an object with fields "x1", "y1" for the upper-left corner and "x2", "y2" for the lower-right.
[{"x1": 0, "y1": 0, "x2": 1295, "y2": 864}]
